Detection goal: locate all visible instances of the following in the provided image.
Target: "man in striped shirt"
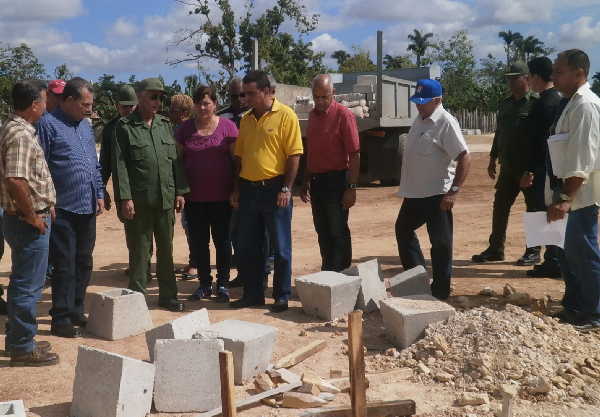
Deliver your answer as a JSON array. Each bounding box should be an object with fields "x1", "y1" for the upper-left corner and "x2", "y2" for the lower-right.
[
  {"x1": 0, "y1": 80, "x2": 59, "y2": 366},
  {"x1": 37, "y1": 77, "x2": 104, "y2": 338}
]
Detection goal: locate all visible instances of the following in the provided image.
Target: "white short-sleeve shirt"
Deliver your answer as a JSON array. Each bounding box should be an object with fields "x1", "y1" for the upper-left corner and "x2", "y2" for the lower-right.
[{"x1": 398, "y1": 104, "x2": 468, "y2": 199}]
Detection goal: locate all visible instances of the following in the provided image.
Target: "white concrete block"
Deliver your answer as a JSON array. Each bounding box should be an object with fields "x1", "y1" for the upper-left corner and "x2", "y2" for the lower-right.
[
  {"x1": 70, "y1": 345, "x2": 155, "y2": 417},
  {"x1": 388, "y1": 266, "x2": 431, "y2": 297},
  {"x1": 86, "y1": 289, "x2": 153, "y2": 341},
  {"x1": 153, "y1": 338, "x2": 224, "y2": 412},
  {"x1": 380, "y1": 295, "x2": 455, "y2": 349},
  {"x1": 210, "y1": 320, "x2": 277, "y2": 384},
  {"x1": 0, "y1": 400, "x2": 25, "y2": 417},
  {"x1": 145, "y1": 308, "x2": 210, "y2": 361},
  {"x1": 343, "y1": 259, "x2": 387, "y2": 312},
  {"x1": 295, "y1": 271, "x2": 361, "y2": 321}
]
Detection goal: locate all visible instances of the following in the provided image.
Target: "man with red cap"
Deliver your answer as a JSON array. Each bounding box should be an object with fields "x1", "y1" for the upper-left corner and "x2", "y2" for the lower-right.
[{"x1": 47, "y1": 80, "x2": 66, "y2": 113}]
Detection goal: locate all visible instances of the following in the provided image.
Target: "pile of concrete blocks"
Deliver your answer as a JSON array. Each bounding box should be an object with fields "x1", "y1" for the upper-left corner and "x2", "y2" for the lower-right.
[
  {"x1": 388, "y1": 265, "x2": 431, "y2": 297},
  {"x1": 145, "y1": 308, "x2": 210, "y2": 361},
  {"x1": 86, "y1": 288, "x2": 153, "y2": 340},
  {"x1": 295, "y1": 271, "x2": 361, "y2": 321},
  {"x1": 0, "y1": 400, "x2": 25, "y2": 417},
  {"x1": 342, "y1": 259, "x2": 387, "y2": 312},
  {"x1": 210, "y1": 319, "x2": 278, "y2": 384},
  {"x1": 380, "y1": 294, "x2": 455, "y2": 349},
  {"x1": 71, "y1": 345, "x2": 155, "y2": 417}
]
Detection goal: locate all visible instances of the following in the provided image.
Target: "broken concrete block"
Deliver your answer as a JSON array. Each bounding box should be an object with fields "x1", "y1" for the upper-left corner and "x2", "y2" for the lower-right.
[
  {"x1": 210, "y1": 319, "x2": 277, "y2": 384},
  {"x1": 388, "y1": 266, "x2": 431, "y2": 297},
  {"x1": 145, "y1": 308, "x2": 210, "y2": 361},
  {"x1": 70, "y1": 345, "x2": 155, "y2": 417},
  {"x1": 342, "y1": 259, "x2": 387, "y2": 312},
  {"x1": 380, "y1": 295, "x2": 455, "y2": 349},
  {"x1": 0, "y1": 400, "x2": 25, "y2": 417},
  {"x1": 87, "y1": 288, "x2": 153, "y2": 341},
  {"x1": 153, "y1": 338, "x2": 224, "y2": 412},
  {"x1": 295, "y1": 271, "x2": 361, "y2": 321}
]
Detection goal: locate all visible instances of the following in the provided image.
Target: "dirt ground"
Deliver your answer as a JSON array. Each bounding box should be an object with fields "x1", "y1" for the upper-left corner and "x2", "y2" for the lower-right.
[{"x1": 0, "y1": 135, "x2": 595, "y2": 417}]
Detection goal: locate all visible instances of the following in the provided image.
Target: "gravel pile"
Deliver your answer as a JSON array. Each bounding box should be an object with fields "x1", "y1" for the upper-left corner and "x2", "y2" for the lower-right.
[{"x1": 371, "y1": 304, "x2": 600, "y2": 406}]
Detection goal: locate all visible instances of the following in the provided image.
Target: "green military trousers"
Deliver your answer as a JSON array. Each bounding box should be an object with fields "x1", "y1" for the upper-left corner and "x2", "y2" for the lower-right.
[{"x1": 125, "y1": 206, "x2": 177, "y2": 302}]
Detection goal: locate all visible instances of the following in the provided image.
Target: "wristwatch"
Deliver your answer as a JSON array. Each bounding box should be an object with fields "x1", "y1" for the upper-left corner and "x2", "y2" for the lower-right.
[
  {"x1": 559, "y1": 193, "x2": 572, "y2": 202},
  {"x1": 347, "y1": 183, "x2": 358, "y2": 190},
  {"x1": 450, "y1": 186, "x2": 460, "y2": 193},
  {"x1": 281, "y1": 186, "x2": 290, "y2": 193}
]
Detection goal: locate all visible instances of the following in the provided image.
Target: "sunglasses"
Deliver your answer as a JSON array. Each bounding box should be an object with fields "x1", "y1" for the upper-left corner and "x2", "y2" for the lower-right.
[
  {"x1": 149, "y1": 94, "x2": 162, "y2": 101},
  {"x1": 230, "y1": 93, "x2": 246, "y2": 98}
]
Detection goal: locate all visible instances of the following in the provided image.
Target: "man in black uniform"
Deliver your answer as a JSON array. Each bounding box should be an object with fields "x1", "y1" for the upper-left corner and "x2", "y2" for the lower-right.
[
  {"x1": 519, "y1": 57, "x2": 563, "y2": 278},
  {"x1": 472, "y1": 62, "x2": 538, "y2": 264}
]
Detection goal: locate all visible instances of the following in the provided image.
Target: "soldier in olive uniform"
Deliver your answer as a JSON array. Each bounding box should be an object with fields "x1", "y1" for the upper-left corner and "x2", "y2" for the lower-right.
[
  {"x1": 112, "y1": 78, "x2": 189, "y2": 312},
  {"x1": 473, "y1": 62, "x2": 540, "y2": 265}
]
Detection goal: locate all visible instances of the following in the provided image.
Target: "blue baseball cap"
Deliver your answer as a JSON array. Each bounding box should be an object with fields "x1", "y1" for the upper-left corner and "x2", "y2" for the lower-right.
[{"x1": 410, "y1": 79, "x2": 443, "y2": 104}]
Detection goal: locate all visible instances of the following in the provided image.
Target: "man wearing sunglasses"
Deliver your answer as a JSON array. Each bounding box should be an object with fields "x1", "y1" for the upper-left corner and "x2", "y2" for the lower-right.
[{"x1": 112, "y1": 78, "x2": 189, "y2": 312}]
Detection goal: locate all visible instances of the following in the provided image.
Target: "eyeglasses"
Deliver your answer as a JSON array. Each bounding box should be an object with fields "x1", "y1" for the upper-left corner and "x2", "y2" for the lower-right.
[
  {"x1": 230, "y1": 93, "x2": 246, "y2": 98},
  {"x1": 149, "y1": 94, "x2": 161, "y2": 101}
]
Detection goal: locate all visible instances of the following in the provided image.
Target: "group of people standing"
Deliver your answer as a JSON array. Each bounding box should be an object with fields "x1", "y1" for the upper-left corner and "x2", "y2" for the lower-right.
[{"x1": 1, "y1": 47, "x2": 599, "y2": 368}]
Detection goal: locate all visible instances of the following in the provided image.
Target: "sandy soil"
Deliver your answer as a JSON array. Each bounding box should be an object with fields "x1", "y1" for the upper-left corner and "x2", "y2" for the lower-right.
[{"x1": 1, "y1": 135, "x2": 592, "y2": 417}]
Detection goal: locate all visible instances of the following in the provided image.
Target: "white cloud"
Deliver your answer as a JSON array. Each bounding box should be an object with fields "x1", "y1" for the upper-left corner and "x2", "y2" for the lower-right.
[
  {"x1": 558, "y1": 16, "x2": 600, "y2": 46},
  {"x1": 0, "y1": 0, "x2": 84, "y2": 21},
  {"x1": 341, "y1": 0, "x2": 474, "y2": 23},
  {"x1": 108, "y1": 17, "x2": 139, "y2": 39},
  {"x1": 311, "y1": 33, "x2": 348, "y2": 68},
  {"x1": 475, "y1": 0, "x2": 552, "y2": 26}
]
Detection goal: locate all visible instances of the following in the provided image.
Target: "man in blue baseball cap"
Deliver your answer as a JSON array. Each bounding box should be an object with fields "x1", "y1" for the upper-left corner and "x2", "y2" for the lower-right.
[{"x1": 395, "y1": 79, "x2": 471, "y2": 300}]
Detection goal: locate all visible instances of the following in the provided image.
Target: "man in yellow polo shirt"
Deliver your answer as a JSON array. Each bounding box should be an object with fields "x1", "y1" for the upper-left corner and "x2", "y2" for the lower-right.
[{"x1": 230, "y1": 71, "x2": 303, "y2": 313}]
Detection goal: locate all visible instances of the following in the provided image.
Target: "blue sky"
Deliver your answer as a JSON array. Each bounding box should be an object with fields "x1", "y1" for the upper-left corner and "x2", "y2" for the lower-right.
[{"x1": 1, "y1": 0, "x2": 599, "y2": 85}]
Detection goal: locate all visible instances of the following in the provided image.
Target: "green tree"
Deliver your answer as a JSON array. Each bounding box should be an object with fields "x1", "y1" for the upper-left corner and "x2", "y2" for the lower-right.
[
  {"x1": 498, "y1": 30, "x2": 522, "y2": 65},
  {"x1": 592, "y1": 72, "x2": 600, "y2": 96},
  {"x1": 478, "y1": 54, "x2": 507, "y2": 112},
  {"x1": 184, "y1": 74, "x2": 200, "y2": 96},
  {"x1": 54, "y1": 63, "x2": 73, "y2": 80},
  {"x1": 92, "y1": 73, "x2": 120, "y2": 125},
  {"x1": 173, "y1": 0, "x2": 321, "y2": 87},
  {"x1": 407, "y1": 29, "x2": 434, "y2": 67},
  {"x1": 331, "y1": 50, "x2": 350, "y2": 68},
  {"x1": 384, "y1": 54, "x2": 415, "y2": 70},
  {"x1": 514, "y1": 35, "x2": 554, "y2": 62},
  {"x1": 339, "y1": 48, "x2": 376, "y2": 73}
]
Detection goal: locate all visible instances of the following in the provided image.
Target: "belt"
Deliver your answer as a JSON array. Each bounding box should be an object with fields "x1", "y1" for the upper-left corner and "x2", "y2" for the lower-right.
[
  {"x1": 5, "y1": 207, "x2": 50, "y2": 217},
  {"x1": 240, "y1": 176, "x2": 284, "y2": 187},
  {"x1": 311, "y1": 170, "x2": 347, "y2": 179}
]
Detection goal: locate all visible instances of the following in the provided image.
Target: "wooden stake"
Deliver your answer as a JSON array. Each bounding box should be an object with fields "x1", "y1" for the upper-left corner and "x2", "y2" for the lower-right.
[
  {"x1": 348, "y1": 310, "x2": 366, "y2": 417},
  {"x1": 219, "y1": 351, "x2": 237, "y2": 417},
  {"x1": 274, "y1": 339, "x2": 327, "y2": 369}
]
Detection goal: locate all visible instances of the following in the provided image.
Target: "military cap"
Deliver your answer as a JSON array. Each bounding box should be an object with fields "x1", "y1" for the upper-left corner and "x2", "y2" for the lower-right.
[
  {"x1": 137, "y1": 77, "x2": 165, "y2": 92},
  {"x1": 505, "y1": 61, "x2": 528, "y2": 77},
  {"x1": 117, "y1": 84, "x2": 138, "y2": 105}
]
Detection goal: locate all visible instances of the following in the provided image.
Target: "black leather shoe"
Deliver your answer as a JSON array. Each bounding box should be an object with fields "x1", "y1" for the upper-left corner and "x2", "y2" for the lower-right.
[
  {"x1": 226, "y1": 276, "x2": 244, "y2": 288},
  {"x1": 229, "y1": 298, "x2": 265, "y2": 309},
  {"x1": 516, "y1": 249, "x2": 541, "y2": 266},
  {"x1": 550, "y1": 309, "x2": 583, "y2": 325},
  {"x1": 10, "y1": 346, "x2": 59, "y2": 367},
  {"x1": 526, "y1": 263, "x2": 561, "y2": 278},
  {"x1": 51, "y1": 323, "x2": 82, "y2": 338},
  {"x1": 270, "y1": 300, "x2": 288, "y2": 313},
  {"x1": 158, "y1": 299, "x2": 185, "y2": 312},
  {"x1": 71, "y1": 313, "x2": 88, "y2": 327},
  {"x1": 472, "y1": 249, "x2": 504, "y2": 263}
]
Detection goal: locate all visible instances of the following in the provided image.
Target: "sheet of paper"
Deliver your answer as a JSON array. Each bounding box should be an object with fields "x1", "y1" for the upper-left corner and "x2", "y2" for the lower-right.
[{"x1": 523, "y1": 212, "x2": 568, "y2": 249}]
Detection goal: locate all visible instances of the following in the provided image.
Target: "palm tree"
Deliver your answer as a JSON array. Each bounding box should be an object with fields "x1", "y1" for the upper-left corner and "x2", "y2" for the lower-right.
[
  {"x1": 184, "y1": 74, "x2": 199, "y2": 96},
  {"x1": 520, "y1": 36, "x2": 546, "y2": 61},
  {"x1": 498, "y1": 30, "x2": 523, "y2": 65},
  {"x1": 407, "y1": 29, "x2": 434, "y2": 67}
]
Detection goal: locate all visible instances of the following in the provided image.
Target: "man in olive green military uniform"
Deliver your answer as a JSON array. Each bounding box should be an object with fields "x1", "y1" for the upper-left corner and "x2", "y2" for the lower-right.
[
  {"x1": 472, "y1": 62, "x2": 540, "y2": 265},
  {"x1": 112, "y1": 78, "x2": 189, "y2": 311}
]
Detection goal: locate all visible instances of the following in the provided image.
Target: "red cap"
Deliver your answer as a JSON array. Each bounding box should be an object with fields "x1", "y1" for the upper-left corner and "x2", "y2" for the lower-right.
[{"x1": 48, "y1": 79, "x2": 66, "y2": 95}]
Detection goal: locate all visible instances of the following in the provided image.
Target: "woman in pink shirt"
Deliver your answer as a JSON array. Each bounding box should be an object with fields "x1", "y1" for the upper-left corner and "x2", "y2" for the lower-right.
[{"x1": 176, "y1": 86, "x2": 238, "y2": 302}]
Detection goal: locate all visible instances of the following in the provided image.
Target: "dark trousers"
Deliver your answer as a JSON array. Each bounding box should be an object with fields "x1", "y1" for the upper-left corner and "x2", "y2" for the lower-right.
[
  {"x1": 561, "y1": 205, "x2": 600, "y2": 315},
  {"x1": 237, "y1": 178, "x2": 293, "y2": 302},
  {"x1": 231, "y1": 209, "x2": 274, "y2": 275},
  {"x1": 310, "y1": 170, "x2": 352, "y2": 272},
  {"x1": 49, "y1": 209, "x2": 96, "y2": 326},
  {"x1": 489, "y1": 170, "x2": 560, "y2": 264},
  {"x1": 186, "y1": 200, "x2": 232, "y2": 287},
  {"x1": 3, "y1": 215, "x2": 50, "y2": 354},
  {"x1": 395, "y1": 195, "x2": 452, "y2": 299}
]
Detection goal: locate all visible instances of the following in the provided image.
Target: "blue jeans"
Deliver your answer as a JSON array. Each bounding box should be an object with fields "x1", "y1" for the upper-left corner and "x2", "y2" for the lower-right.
[
  {"x1": 3, "y1": 214, "x2": 50, "y2": 354},
  {"x1": 561, "y1": 205, "x2": 600, "y2": 315},
  {"x1": 237, "y1": 179, "x2": 293, "y2": 302},
  {"x1": 231, "y1": 209, "x2": 274, "y2": 275},
  {"x1": 49, "y1": 209, "x2": 96, "y2": 325}
]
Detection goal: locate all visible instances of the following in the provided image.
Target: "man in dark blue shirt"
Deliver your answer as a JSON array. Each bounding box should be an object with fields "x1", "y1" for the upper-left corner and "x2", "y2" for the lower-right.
[{"x1": 37, "y1": 77, "x2": 104, "y2": 338}]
